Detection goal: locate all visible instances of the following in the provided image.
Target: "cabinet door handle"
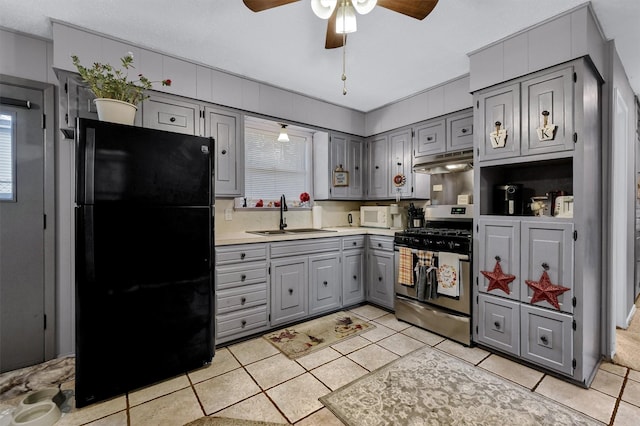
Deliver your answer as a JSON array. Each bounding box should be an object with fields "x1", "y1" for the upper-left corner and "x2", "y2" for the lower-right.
[
  {"x1": 221, "y1": 149, "x2": 227, "y2": 155},
  {"x1": 241, "y1": 274, "x2": 247, "y2": 281},
  {"x1": 169, "y1": 116, "x2": 176, "y2": 123},
  {"x1": 375, "y1": 165, "x2": 379, "y2": 169},
  {"x1": 378, "y1": 277, "x2": 383, "y2": 281},
  {"x1": 461, "y1": 128, "x2": 468, "y2": 134},
  {"x1": 378, "y1": 243, "x2": 382, "y2": 248},
  {"x1": 323, "y1": 281, "x2": 328, "y2": 286},
  {"x1": 494, "y1": 321, "x2": 501, "y2": 329},
  {"x1": 397, "y1": 162, "x2": 402, "y2": 166},
  {"x1": 240, "y1": 253, "x2": 246, "y2": 259},
  {"x1": 352, "y1": 241, "x2": 357, "y2": 246},
  {"x1": 288, "y1": 288, "x2": 293, "y2": 295},
  {"x1": 353, "y1": 275, "x2": 357, "y2": 280},
  {"x1": 240, "y1": 297, "x2": 246, "y2": 304},
  {"x1": 540, "y1": 335, "x2": 548, "y2": 344},
  {"x1": 355, "y1": 166, "x2": 359, "y2": 170},
  {"x1": 241, "y1": 320, "x2": 247, "y2": 328},
  {"x1": 427, "y1": 136, "x2": 433, "y2": 141}
]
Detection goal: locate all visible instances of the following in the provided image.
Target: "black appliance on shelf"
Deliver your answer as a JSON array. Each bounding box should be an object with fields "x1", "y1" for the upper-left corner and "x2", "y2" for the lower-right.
[
  {"x1": 74, "y1": 118, "x2": 214, "y2": 408},
  {"x1": 493, "y1": 183, "x2": 523, "y2": 215},
  {"x1": 394, "y1": 205, "x2": 473, "y2": 345}
]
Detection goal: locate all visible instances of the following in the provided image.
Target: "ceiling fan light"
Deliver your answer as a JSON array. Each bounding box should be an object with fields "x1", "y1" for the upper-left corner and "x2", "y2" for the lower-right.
[
  {"x1": 277, "y1": 124, "x2": 289, "y2": 142},
  {"x1": 352, "y1": 0, "x2": 377, "y2": 15},
  {"x1": 336, "y1": 2, "x2": 357, "y2": 34},
  {"x1": 311, "y1": 0, "x2": 337, "y2": 19}
]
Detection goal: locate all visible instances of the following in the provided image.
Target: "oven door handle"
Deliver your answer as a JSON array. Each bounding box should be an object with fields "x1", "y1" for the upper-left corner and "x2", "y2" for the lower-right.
[{"x1": 394, "y1": 247, "x2": 469, "y2": 262}]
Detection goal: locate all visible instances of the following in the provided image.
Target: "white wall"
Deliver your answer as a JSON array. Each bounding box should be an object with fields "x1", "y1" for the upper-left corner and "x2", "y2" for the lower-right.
[{"x1": 606, "y1": 40, "x2": 637, "y2": 356}]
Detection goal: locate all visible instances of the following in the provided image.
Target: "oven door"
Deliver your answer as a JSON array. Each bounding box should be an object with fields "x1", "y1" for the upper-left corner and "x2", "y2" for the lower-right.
[{"x1": 394, "y1": 246, "x2": 471, "y2": 316}]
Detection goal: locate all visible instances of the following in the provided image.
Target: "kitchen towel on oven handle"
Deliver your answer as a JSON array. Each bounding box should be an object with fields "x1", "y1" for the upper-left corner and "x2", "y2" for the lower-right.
[
  {"x1": 398, "y1": 247, "x2": 414, "y2": 287},
  {"x1": 416, "y1": 250, "x2": 437, "y2": 301},
  {"x1": 437, "y1": 251, "x2": 461, "y2": 297}
]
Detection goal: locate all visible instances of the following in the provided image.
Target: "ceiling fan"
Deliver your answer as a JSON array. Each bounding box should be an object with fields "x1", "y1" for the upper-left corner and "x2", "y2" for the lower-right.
[{"x1": 243, "y1": 0, "x2": 439, "y2": 49}]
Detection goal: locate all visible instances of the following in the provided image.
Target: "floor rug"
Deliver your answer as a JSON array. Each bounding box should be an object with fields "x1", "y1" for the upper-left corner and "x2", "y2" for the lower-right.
[
  {"x1": 264, "y1": 311, "x2": 374, "y2": 359},
  {"x1": 613, "y1": 295, "x2": 640, "y2": 370},
  {"x1": 320, "y1": 345, "x2": 603, "y2": 426},
  {"x1": 0, "y1": 356, "x2": 74, "y2": 402}
]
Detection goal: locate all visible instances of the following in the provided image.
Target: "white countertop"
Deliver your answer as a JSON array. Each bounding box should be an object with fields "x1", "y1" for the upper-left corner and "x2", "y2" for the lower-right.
[{"x1": 215, "y1": 226, "x2": 398, "y2": 246}]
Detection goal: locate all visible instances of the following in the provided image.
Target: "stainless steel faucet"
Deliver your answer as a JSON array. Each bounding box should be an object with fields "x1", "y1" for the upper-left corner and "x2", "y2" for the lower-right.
[{"x1": 279, "y1": 194, "x2": 288, "y2": 230}]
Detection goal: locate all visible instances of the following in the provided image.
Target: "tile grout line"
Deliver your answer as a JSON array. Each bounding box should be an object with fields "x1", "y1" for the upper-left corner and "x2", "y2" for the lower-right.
[{"x1": 606, "y1": 367, "x2": 629, "y2": 426}]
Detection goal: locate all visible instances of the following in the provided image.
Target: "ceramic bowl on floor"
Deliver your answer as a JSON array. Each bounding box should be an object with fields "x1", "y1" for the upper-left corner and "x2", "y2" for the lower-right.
[
  {"x1": 18, "y1": 388, "x2": 65, "y2": 412},
  {"x1": 10, "y1": 401, "x2": 60, "y2": 426}
]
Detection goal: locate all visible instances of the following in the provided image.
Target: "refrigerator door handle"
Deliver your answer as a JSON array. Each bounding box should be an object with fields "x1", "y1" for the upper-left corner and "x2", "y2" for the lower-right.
[{"x1": 84, "y1": 127, "x2": 96, "y2": 204}]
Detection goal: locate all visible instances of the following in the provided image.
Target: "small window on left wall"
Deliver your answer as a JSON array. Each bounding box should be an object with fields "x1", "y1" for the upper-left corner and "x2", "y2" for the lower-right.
[{"x1": 0, "y1": 113, "x2": 16, "y2": 201}]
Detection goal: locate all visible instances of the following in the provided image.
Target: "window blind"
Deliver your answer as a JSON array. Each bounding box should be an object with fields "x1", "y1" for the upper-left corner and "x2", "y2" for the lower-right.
[
  {"x1": 0, "y1": 114, "x2": 14, "y2": 200},
  {"x1": 245, "y1": 123, "x2": 312, "y2": 203}
]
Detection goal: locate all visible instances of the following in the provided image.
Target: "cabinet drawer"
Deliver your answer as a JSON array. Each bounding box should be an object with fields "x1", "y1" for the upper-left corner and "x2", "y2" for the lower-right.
[
  {"x1": 216, "y1": 244, "x2": 267, "y2": 265},
  {"x1": 271, "y1": 239, "x2": 340, "y2": 258},
  {"x1": 216, "y1": 305, "x2": 268, "y2": 339},
  {"x1": 216, "y1": 262, "x2": 267, "y2": 290},
  {"x1": 217, "y1": 283, "x2": 267, "y2": 314},
  {"x1": 521, "y1": 304, "x2": 573, "y2": 376},
  {"x1": 477, "y1": 294, "x2": 520, "y2": 356},
  {"x1": 368, "y1": 236, "x2": 394, "y2": 251},
  {"x1": 343, "y1": 235, "x2": 365, "y2": 250},
  {"x1": 142, "y1": 95, "x2": 199, "y2": 135}
]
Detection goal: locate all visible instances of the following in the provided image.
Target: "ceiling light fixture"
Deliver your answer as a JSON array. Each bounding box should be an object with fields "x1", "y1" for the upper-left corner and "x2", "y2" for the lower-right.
[
  {"x1": 310, "y1": 0, "x2": 378, "y2": 96},
  {"x1": 277, "y1": 124, "x2": 289, "y2": 142}
]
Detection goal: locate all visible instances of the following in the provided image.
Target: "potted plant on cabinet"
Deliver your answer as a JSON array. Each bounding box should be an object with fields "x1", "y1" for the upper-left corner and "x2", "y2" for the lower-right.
[{"x1": 71, "y1": 53, "x2": 171, "y2": 125}]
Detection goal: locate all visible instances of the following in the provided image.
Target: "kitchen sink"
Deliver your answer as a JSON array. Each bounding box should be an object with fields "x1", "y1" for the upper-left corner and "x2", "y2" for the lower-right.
[
  {"x1": 286, "y1": 228, "x2": 337, "y2": 233},
  {"x1": 246, "y1": 229, "x2": 289, "y2": 236},
  {"x1": 246, "y1": 228, "x2": 336, "y2": 236}
]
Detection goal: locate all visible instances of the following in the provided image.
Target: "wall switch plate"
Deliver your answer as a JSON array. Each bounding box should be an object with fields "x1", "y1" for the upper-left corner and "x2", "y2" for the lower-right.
[
  {"x1": 433, "y1": 184, "x2": 443, "y2": 192},
  {"x1": 224, "y1": 208, "x2": 233, "y2": 220}
]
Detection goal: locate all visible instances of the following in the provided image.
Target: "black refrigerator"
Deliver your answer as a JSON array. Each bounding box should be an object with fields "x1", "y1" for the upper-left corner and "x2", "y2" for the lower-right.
[{"x1": 74, "y1": 118, "x2": 214, "y2": 407}]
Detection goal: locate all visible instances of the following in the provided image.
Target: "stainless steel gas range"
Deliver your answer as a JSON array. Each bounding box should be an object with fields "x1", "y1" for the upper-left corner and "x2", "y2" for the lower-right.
[{"x1": 394, "y1": 205, "x2": 473, "y2": 345}]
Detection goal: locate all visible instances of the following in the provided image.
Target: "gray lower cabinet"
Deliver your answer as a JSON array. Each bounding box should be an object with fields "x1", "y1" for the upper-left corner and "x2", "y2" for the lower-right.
[
  {"x1": 342, "y1": 236, "x2": 365, "y2": 307},
  {"x1": 215, "y1": 244, "x2": 269, "y2": 344},
  {"x1": 521, "y1": 304, "x2": 573, "y2": 375},
  {"x1": 366, "y1": 236, "x2": 395, "y2": 310},
  {"x1": 270, "y1": 238, "x2": 341, "y2": 326},
  {"x1": 271, "y1": 256, "x2": 308, "y2": 326},
  {"x1": 309, "y1": 253, "x2": 342, "y2": 316},
  {"x1": 477, "y1": 293, "x2": 520, "y2": 356}
]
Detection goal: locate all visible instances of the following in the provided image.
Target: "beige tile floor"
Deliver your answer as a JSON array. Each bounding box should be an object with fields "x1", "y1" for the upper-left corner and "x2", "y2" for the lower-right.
[{"x1": 8, "y1": 304, "x2": 640, "y2": 425}]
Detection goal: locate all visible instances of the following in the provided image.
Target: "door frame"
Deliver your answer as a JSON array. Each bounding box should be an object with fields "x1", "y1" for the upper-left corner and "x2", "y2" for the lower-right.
[{"x1": 1, "y1": 74, "x2": 56, "y2": 363}]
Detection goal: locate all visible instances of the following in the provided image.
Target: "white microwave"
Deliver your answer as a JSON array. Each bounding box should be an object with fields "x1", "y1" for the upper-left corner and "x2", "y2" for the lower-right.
[{"x1": 360, "y1": 206, "x2": 392, "y2": 228}]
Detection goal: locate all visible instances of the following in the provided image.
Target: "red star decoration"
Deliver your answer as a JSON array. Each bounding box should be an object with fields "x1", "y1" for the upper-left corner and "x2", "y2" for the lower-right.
[
  {"x1": 525, "y1": 270, "x2": 570, "y2": 310},
  {"x1": 481, "y1": 260, "x2": 516, "y2": 295}
]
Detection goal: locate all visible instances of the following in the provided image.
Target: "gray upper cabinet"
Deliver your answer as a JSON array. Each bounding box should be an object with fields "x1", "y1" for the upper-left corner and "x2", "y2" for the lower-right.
[
  {"x1": 205, "y1": 106, "x2": 243, "y2": 197},
  {"x1": 414, "y1": 118, "x2": 446, "y2": 158},
  {"x1": 367, "y1": 135, "x2": 389, "y2": 199},
  {"x1": 142, "y1": 94, "x2": 200, "y2": 135},
  {"x1": 55, "y1": 69, "x2": 99, "y2": 139},
  {"x1": 388, "y1": 129, "x2": 413, "y2": 199},
  {"x1": 477, "y1": 83, "x2": 521, "y2": 162},
  {"x1": 446, "y1": 109, "x2": 474, "y2": 152},
  {"x1": 521, "y1": 66, "x2": 574, "y2": 156},
  {"x1": 329, "y1": 132, "x2": 364, "y2": 199}
]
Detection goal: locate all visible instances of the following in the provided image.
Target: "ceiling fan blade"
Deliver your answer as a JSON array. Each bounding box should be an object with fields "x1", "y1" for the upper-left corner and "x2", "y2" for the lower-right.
[
  {"x1": 243, "y1": 0, "x2": 300, "y2": 12},
  {"x1": 325, "y1": 7, "x2": 345, "y2": 49},
  {"x1": 377, "y1": 0, "x2": 439, "y2": 20}
]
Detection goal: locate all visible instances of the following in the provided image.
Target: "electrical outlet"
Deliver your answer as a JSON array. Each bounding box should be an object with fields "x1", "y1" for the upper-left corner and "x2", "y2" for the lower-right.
[{"x1": 224, "y1": 208, "x2": 233, "y2": 221}]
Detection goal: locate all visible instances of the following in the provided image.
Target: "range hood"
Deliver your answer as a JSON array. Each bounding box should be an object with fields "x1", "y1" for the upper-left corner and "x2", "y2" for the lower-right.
[{"x1": 413, "y1": 149, "x2": 474, "y2": 174}]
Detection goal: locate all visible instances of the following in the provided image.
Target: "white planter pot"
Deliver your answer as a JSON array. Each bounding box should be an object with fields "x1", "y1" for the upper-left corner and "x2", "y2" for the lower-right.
[{"x1": 93, "y1": 98, "x2": 137, "y2": 126}]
